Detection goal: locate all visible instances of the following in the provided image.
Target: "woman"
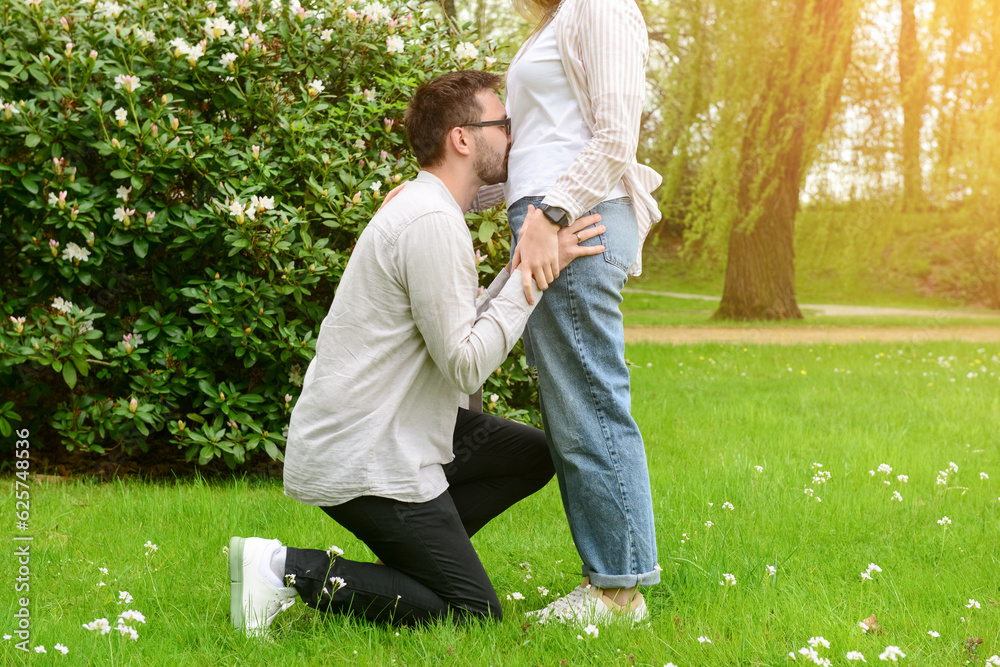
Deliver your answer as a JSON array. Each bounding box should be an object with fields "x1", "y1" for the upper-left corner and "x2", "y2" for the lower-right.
[{"x1": 503, "y1": 0, "x2": 663, "y2": 624}]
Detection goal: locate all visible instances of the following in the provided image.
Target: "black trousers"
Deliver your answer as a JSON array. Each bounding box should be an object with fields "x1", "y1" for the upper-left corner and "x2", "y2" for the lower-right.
[{"x1": 284, "y1": 408, "x2": 554, "y2": 625}]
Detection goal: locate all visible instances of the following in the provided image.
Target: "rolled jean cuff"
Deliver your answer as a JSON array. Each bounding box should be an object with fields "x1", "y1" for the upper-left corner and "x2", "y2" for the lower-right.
[{"x1": 587, "y1": 568, "x2": 660, "y2": 590}]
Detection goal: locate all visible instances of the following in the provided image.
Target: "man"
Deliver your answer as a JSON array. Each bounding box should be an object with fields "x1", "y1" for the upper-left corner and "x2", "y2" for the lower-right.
[{"x1": 228, "y1": 70, "x2": 605, "y2": 636}]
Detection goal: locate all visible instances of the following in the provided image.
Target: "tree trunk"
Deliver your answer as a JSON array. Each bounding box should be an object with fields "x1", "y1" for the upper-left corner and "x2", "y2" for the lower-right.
[
  {"x1": 714, "y1": 114, "x2": 804, "y2": 321},
  {"x1": 713, "y1": 0, "x2": 850, "y2": 321},
  {"x1": 438, "y1": 0, "x2": 456, "y2": 20},
  {"x1": 899, "y1": 0, "x2": 924, "y2": 211}
]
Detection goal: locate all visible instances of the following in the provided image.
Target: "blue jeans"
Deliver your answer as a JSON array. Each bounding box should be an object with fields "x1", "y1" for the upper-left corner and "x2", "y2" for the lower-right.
[{"x1": 508, "y1": 196, "x2": 659, "y2": 589}]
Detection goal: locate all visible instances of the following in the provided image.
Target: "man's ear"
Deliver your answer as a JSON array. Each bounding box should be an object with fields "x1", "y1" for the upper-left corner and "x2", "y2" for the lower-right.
[{"x1": 446, "y1": 126, "x2": 472, "y2": 158}]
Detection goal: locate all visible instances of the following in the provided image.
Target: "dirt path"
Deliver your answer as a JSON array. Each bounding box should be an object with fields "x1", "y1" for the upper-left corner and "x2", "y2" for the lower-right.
[
  {"x1": 622, "y1": 289, "x2": 1000, "y2": 344},
  {"x1": 624, "y1": 325, "x2": 1000, "y2": 345},
  {"x1": 622, "y1": 288, "x2": 1000, "y2": 319}
]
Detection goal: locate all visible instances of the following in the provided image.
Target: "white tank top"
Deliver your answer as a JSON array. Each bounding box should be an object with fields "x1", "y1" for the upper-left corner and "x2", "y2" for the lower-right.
[{"x1": 503, "y1": 20, "x2": 628, "y2": 207}]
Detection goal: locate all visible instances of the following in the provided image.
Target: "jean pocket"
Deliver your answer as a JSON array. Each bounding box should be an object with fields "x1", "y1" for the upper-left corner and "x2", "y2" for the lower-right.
[{"x1": 592, "y1": 200, "x2": 638, "y2": 273}]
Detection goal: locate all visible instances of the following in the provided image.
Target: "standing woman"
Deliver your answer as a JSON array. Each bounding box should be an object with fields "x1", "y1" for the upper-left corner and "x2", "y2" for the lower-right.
[{"x1": 503, "y1": 0, "x2": 663, "y2": 623}]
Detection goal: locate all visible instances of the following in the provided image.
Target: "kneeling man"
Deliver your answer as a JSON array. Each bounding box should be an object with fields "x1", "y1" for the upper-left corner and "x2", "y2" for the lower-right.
[{"x1": 228, "y1": 70, "x2": 605, "y2": 636}]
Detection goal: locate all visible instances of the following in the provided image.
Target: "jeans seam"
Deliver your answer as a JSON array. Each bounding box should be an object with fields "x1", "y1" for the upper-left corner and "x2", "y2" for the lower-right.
[{"x1": 567, "y1": 263, "x2": 638, "y2": 579}]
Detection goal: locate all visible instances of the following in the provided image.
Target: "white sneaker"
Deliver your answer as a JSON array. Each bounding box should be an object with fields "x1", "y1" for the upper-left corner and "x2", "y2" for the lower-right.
[
  {"x1": 526, "y1": 584, "x2": 648, "y2": 625},
  {"x1": 229, "y1": 536, "x2": 296, "y2": 638}
]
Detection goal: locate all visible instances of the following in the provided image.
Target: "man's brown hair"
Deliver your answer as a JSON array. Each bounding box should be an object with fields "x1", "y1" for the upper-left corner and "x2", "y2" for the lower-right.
[{"x1": 404, "y1": 70, "x2": 502, "y2": 167}]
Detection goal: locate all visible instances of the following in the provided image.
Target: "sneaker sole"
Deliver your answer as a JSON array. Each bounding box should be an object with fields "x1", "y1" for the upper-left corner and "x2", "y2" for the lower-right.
[{"x1": 228, "y1": 536, "x2": 246, "y2": 631}]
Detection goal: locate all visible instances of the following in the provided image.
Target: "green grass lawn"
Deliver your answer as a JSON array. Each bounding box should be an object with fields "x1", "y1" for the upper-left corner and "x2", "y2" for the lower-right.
[{"x1": 3, "y1": 341, "x2": 1000, "y2": 665}]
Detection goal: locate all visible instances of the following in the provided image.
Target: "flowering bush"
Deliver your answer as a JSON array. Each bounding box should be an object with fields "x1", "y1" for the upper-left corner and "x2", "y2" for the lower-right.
[{"x1": 0, "y1": 0, "x2": 534, "y2": 467}]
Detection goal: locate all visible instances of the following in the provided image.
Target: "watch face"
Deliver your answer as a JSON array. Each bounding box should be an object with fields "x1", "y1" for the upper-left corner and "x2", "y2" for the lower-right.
[{"x1": 542, "y1": 206, "x2": 569, "y2": 226}]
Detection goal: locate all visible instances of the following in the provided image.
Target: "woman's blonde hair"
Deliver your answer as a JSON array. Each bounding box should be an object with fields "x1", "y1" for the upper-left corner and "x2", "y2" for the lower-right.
[{"x1": 511, "y1": 0, "x2": 560, "y2": 27}]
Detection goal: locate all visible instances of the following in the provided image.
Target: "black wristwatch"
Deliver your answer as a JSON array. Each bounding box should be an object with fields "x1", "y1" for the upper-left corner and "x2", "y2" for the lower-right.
[{"x1": 538, "y1": 204, "x2": 571, "y2": 228}]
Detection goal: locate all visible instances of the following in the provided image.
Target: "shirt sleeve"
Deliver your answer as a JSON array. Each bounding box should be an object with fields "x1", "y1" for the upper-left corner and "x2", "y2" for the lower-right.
[
  {"x1": 469, "y1": 183, "x2": 506, "y2": 212},
  {"x1": 542, "y1": 0, "x2": 649, "y2": 219},
  {"x1": 398, "y1": 213, "x2": 540, "y2": 395}
]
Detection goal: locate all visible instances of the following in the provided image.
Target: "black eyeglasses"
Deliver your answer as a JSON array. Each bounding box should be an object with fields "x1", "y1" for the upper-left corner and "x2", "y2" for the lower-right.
[{"x1": 461, "y1": 117, "x2": 511, "y2": 136}]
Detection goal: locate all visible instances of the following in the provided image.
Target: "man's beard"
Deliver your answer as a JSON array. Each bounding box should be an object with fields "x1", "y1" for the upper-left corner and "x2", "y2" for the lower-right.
[{"x1": 474, "y1": 142, "x2": 509, "y2": 185}]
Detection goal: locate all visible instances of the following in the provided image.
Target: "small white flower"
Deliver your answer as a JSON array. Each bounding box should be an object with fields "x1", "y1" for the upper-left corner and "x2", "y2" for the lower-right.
[
  {"x1": 986, "y1": 655, "x2": 1000, "y2": 666},
  {"x1": 117, "y1": 185, "x2": 132, "y2": 201},
  {"x1": 144, "y1": 540, "x2": 158, "y2": 554},
  {"x1": 61, "y1": 242, "x2": 91, "y2": 263},
  {"x1": 54, "y1": 643, "x2": 69, "y2": 654},
  {"x1": 35, "y1": 646, "x2": 46, "y2": 653},
  {"x1": 307, "y1": 79, "x2": 325, "y2": 97},
  {"x1": 321, "y1": 28, "x2": 333, "y2": 42},
  {"x1": 878, "y1": 645, "x2": 905, "y2": 661},
  {"x1": 328, "y1": 545, "x2": 344, "y2": 557},
  {"x1": 83, "y1": 618, "x2": 112, "y2": 634},
  {"x1": 948, "y1": 461, "x2": 958, "y2": 473},
  {"x1": 867, "y1": 563, "x2": 882, "y2": 574},
  {"x1": 877, "y1": 463, "x2": 892, "y2": 475},
  {"x1": 891, "y1": 491, "x2": 902, "y2": 502},
  {"x1": 113, "y1": 74, "x2": 141, "y2": 93},
  {"x1": 114, "y1": 107, "x2": 128, "y2": 124},
  {"x1": 859, "y1": 621, "x2": 870, "y2": 633},
  {"x1": 860, "y1": 572, "x2": 872, "y2": 581},
  {"x1": 766, "y1": 565, "x2": 776, "y2": 576},
  {"x1": 330, "y1": 576, "x2": 346, "y2": 591},
  {"x1": 454, "y1": 41, "x2": 478, "y2": 60},
  {"x1": 537, "y1": 586, "x2": 549, "y2": 596},
  {"x1": 697, "y1": 635, "x2": 712, "y2": 643},
  {"x1": 845, "y1": 651, "x2": 867, "y2": 662},
  {"x1": 937, "y1": 516, "x2": 951, "y2": 526},
  {"x1": 220, "y1": 52, "x2": 237, "y2": 68},
  {"x1": 722, "y1": 501, "x2": 734, "y2": 511},
  {"x1": 118, "y1": 590, "x2": 133, "y2": 604},
  {"x1": 52, "y1": 297, "x2": 75, "y2": 314},
  {"x1": 896, "y1": 474, "x2": 908, "y2": 483},
  {"x1": 755, "y1": 465, "x2": 763, "y2": 473},
  {"x1": 981, "y1": 472, "x2": 989, "y2": 480},
  {"x1": 966, "y1": 598, "x2": 981, "y2": 609},
  {"x1": 510, "y1": 591, "x2": 524, "y2": 600},
  {"x1": 720, "y1": 573, "x2": 736, "y2": 586},
  {"x1": 583, "y1": 623, "x2": 598, "y2": 638},
  {"x1": 927, "y1": 630, "x2": 939, "y2": 637},
  {"x1": 704, "y1": 520, "x2": 713, "y2": 528},
  {"x1": 118, "y1": 609, "x2": 146, "y2": 624},
  {"x1": 386, "y1": 35, "x2": 404, "y2": 54},
  {"x1": 808, "y1": 637, "x2": 831, "y2": 649}
]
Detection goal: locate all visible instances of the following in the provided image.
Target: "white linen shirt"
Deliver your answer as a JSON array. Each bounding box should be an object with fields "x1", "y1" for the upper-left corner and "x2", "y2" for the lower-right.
[{"x1": 283, "y1": 171, "x2": 541, "y2": 507}]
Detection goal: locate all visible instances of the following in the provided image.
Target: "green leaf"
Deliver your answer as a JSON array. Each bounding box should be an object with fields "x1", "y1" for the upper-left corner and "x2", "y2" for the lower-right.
[
  {"x1": 478, "y1": 220, "x2": 497, "y2": 244},
  {"x1": 24, "y1": 133, "x2": 41, "y2": 147},
  {"x1": 111, "y1": 169, "x2": 131, "y2": 179},
  {"x1": 133, "y1": 237, "x2": 149, "y2": 258},
  {"x1": 62, "y1": 362, "x2": 77, "y2": 389},
  {"x1": 263, "y1": 439, "x2": 283, "y2": 461},
  {"x1": 21, "y1": 177, "x2": 39, "y2": 194}
]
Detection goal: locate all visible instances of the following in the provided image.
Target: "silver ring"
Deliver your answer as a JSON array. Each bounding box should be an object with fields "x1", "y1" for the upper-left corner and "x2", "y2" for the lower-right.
[{"x1": 575, "y1": 233, "x2": 582, "y2": 243}]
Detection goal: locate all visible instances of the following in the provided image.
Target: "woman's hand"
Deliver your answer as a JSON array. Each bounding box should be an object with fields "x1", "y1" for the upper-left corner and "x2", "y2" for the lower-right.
[
  {"x1": 557, "y1": 214, "x2": 604, "y2": 271},
  {"x1": 511, "y1": 213, "x2": 604, "y2": 304},
  {"x1": 378, "y1": 181, "x2": 407, "y2": 211}
]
